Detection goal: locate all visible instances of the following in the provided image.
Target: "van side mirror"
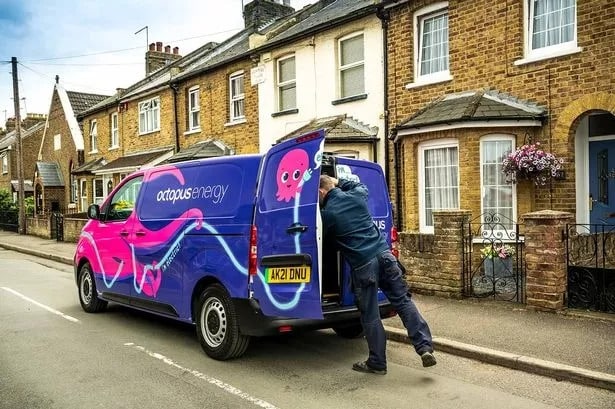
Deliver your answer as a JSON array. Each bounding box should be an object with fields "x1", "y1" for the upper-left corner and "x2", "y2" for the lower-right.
[{"x1": 87, "y1": 204, "x2": 100, "y2": 220}]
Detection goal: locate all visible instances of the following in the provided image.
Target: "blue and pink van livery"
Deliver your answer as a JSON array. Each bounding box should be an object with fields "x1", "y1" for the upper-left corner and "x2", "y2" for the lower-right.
[{"x1": 74, "y1": 130, "x2": 398, "y2": 360}]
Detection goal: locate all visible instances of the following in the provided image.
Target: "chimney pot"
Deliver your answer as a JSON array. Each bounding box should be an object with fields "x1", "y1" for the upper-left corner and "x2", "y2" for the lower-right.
[
  {"x1": 173, "y1": 46, "x2": 179, "y2": 55},
  {"x1": 156, "y1": 41, "x2": 163, "y2": 51},
  {"x1": 149, "y1": 43, "x2": 156, "y2": 51},
  {"x1": 164, "y1": 45, "x2": 171, "y2": 53}
]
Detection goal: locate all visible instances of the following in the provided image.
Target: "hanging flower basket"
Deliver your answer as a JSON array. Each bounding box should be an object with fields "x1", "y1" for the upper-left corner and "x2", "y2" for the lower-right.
[{"x1": 502, "y1": 142, "x2": 564, "y2": 186}]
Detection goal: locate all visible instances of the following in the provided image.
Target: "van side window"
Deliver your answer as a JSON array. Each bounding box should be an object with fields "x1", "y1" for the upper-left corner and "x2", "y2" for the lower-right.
[{"x1": 105, "y1": 176, "x2": 143, "y2": 222}]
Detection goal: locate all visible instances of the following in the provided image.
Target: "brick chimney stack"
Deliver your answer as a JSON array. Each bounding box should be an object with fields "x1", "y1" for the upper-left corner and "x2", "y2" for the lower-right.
[
  {"x1": 146, "y1": 42, "x2": 182, "y2": 75},
  {"x1": 243, "y1": 0, "x2": 294, "y2": 29}
]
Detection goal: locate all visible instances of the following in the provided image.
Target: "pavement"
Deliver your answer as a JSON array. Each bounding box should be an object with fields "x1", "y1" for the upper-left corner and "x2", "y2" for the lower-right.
[{"x1": 1, "y1": 230, "x2": 614, "y2": 392}]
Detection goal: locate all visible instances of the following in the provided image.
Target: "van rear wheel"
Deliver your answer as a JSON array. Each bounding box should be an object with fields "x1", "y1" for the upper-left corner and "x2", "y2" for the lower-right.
[
  {"x1": 196, "y1": 284, "x2": 250, "y2": 360},
  {"x1": 78, "y1": 262, "x2": 107, "y2": 313},
  {"x1": 332, "y1": 322, "x2": 364, "y2": 339}
]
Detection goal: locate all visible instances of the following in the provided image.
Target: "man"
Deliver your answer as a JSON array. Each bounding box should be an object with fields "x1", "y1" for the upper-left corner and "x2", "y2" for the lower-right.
[{"x1": 319, "y1": 175, "x2": 436, "y2": 375}]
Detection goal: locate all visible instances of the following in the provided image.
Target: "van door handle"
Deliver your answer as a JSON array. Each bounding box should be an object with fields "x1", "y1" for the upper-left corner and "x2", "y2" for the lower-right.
[
  {"x1": 119, "y1": 230, "x2": 129, "y2": 237},
  {"x1": 287, "y1": 223, "x2": 308, "y2": 234},
  {"x1": 135, "y1": 230, "x2": 146, "y2": 237}
]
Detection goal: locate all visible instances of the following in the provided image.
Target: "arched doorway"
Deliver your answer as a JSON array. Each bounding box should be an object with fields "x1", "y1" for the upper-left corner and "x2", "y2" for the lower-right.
[{"x1": 575, "y1": 112, "x2": 615, "y2": 225}]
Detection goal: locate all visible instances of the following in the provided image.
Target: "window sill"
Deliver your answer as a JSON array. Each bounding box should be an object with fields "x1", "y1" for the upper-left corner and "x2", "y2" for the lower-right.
[
  {"x1": 271, "y1": 109, "x2": 298, "y2": 118},
  {"x1": 184, "y1": 129, "x2": 201, "y2": 136},
  {"x1": 405, "y1": 74, "x2": 453, "y2": 89},
  {"x1": 224, "y1": 118, "x2": 246, "y2": 127},
  {"x1": 109, "y1": 146, "x2": 120, "y2": 151},
  {"x1": 88, "y1": 150, "x2": 98, "y2": 155},
  {"x1": 139, "y1": 129, "x2": 160, "y2": 136},
  {"x1": 331, "y1": 94, "x2": 368, "y2": 105},
  {"x1": 514, "y1": 46, "x2": 582, "y2": 66}
]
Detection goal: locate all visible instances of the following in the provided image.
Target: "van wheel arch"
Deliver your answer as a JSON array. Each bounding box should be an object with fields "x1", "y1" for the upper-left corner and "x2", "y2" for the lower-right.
[{"x1": 195, "y1": 283, "x2": 250, "y2": 360}]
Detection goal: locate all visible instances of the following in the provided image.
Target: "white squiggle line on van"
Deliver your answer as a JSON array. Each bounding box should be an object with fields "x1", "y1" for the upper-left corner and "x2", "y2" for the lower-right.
[
  {"x1": 131, "y1": 222, "x2": 196, "y2": 295},
  {"x1": 81, "y1": 219, "x2": 305, "y2": 310},
  {"x1": 80, "y1": 230, "x2": 123, "y2": 288}
]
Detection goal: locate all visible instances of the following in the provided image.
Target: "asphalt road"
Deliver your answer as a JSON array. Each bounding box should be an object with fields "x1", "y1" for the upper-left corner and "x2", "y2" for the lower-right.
[{"x1": 1, "y1": 248, "x2": 613, "y2": 409}]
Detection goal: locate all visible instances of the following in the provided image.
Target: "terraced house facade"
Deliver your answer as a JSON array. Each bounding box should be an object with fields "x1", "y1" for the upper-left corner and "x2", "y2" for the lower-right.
[{"x1": 383, "y1": 0, "x2": 615, "y2": 231}]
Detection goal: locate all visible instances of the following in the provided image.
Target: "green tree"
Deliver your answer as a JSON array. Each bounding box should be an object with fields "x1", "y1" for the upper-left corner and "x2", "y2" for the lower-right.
[{"x1": 0, "y1": 189, "x2": 17, "y2": 212}]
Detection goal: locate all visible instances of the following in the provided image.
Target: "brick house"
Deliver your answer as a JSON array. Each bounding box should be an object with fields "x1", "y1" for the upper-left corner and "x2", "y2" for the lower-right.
[
  {"x1": 381, "y1": 0, "x2": 615, "y2": 233},
  {"x1": 35, "y1": 77, "x2": 108, "y2": 213},
  {"x1": 0, "y1": 114, "x2": 47, "y2": 201},
  {"x1": 74, "y1": 0, "x2": 297, "y2": 210}
]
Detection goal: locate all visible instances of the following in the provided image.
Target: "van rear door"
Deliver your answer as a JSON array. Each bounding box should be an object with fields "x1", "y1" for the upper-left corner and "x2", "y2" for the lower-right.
[{"x1": 253, "y1": 130, "x2": 325, "y2": 319}]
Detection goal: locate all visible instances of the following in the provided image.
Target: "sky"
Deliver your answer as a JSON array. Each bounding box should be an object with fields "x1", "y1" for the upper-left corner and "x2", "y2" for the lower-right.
[{"x1": 0, "y1": 0, "x2": 314, "y2": 126}]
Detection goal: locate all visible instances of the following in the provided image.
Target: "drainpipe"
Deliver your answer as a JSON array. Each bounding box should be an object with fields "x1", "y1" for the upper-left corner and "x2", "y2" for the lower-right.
[
  {"x1": 170, "y1": 83, "x2": 180, "y2": 153},
  {"x1": 376, "y1": 6, "x2": 401, "y2": 228}
]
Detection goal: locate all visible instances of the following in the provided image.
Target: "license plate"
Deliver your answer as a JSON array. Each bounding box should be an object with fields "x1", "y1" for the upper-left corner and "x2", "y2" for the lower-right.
[{"x1": 266, "y1": 266, "x2": 311, "y2": 283}]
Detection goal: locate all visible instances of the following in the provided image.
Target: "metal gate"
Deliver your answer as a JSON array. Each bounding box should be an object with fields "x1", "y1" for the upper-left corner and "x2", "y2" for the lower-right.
[
  {"x1": 462, "y1": 213, "x2": 525, "y2": 302},
  {"x1": 53, "y1": 212, "x2": 64, "y2": 242},
  {"x1": 566, "y1": 224, "x2": 615, "y2": 313}
]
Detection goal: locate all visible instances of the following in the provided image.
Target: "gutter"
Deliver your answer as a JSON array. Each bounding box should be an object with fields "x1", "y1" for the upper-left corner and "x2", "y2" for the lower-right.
[
  {"x1": 376, "y1": 5, "x2": 391, "y2": 196},
  {"x1": 171, "y1": 83, "x2": 180, "y2": 153}
]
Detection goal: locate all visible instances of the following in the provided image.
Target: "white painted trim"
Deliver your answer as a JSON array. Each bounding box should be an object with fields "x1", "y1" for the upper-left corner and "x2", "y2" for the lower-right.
[
  {"x1": 395, "y1": 120, "x2": 542, "y2": 141},
  {"x1": 55, "y1": 84, "x2": 84, "y2": 150},
  {"x1": 575, "y1": 116, "x2": 589, "y2": 225},
  {"x1": 514, "y1": 46, "x2": 582, "y2": 66},
  {"x1": 405, "y1": 74, "x2": 452, "y2": 89},
  {"x1": 413, "y1": 2, "x2": 449, "y2": 84}
]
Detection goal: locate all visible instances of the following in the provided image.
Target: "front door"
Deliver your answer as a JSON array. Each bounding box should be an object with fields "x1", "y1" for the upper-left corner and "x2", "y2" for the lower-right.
[
  {"x1": 253, "y1": 130, "x2": 325, "y2": 319},
  {"x1": 589, "y1": 138, "x2": 615, "y2": 225}
]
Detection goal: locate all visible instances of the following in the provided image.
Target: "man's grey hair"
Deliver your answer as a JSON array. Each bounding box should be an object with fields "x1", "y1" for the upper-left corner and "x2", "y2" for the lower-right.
[{"x1": 319, "y1": 174, "x2": 336, "y2": 191}]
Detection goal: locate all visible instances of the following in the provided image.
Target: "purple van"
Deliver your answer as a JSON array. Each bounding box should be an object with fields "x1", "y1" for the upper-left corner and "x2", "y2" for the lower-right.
[{"x1": 74, "y1": 130, "x2": 397, "y2": 360}]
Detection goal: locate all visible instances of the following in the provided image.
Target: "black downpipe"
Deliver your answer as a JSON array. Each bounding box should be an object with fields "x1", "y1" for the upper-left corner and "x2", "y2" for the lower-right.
[
  {"x1": 377, "y1": 7, "x2": 402, "y2": 229},
  {"x1": 171, "y1": 83, "x2": 180, "y2": 153}
]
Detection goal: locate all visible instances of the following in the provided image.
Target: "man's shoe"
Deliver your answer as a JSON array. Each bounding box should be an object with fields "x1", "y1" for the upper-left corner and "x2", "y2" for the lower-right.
[
  {"x1": 352, "y1": 361, "x2": 387, "y2": 375},
  {"x1": 421, "y1": 351, "x2": 437, "y2": 367}
]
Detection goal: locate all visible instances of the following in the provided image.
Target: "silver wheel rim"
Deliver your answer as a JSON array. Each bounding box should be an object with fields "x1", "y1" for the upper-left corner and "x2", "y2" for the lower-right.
[
  {"x1": 80, "y1": 270, "x2": 93, "y2": 305},
  {"x1": 200, "y1": 296, "x2": 226, "y2": 348}
]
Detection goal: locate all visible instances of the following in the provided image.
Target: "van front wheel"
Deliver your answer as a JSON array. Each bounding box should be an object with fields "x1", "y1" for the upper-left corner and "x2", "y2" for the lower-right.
[
  {"x1": 196, "y1": 284, "x2": 250, "y2": 360},
  {"x1": 78, "y1": 262, "x2": 107, "y2": 313}
]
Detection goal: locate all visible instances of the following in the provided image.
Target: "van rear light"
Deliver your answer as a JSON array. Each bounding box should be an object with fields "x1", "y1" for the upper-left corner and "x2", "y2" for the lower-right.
[
  {"x1": 248, "y1": 225, "x2": 258, "y2": 276},
  {"x1": 390, "y1": 226, "x2": 399, "y2": 258},
  {"x1": 278, "y1": 325, "x2": 293, "y2": 333}
]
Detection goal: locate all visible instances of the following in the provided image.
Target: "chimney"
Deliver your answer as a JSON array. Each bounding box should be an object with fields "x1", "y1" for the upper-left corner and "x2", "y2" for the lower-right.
[
  {"x1": 243, "y1": 0, "x2": 294, "y2": 29},
  {"x1": 145, "y1": 41, "x2": 183, "y2": 75}
]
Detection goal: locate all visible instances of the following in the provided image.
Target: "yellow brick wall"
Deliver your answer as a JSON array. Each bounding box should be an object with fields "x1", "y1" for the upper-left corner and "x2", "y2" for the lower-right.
[
  {"x1": 176, "y1": 58, "x2": 260, "y2": 154},
  {"x1": 387, "y1": 0, "x2": 615, "y2": 230},
  {"x1": 121, "y1": 91, "x2": 177, "y2": 154}
]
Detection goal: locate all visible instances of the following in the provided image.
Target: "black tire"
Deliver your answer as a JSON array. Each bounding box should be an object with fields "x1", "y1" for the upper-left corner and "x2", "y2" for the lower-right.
[
  {"x1": 78, "y1": 262, "x2": 107, "y2": 313},
  {"x1": 195, "y1": 284, "x2": 250, "y2": 360},
  {"x1": 332, "y1": 322, "x2": 364, "y2": 339}
]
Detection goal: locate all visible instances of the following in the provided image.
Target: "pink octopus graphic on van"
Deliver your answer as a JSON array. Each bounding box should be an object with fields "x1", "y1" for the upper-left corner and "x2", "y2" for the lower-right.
[
  {"x1": 80, "y1": 166, "x2": 204, "y2": 298},
  {"x1": 276, "y1": 149, "x2": 310, "y2": 202}
]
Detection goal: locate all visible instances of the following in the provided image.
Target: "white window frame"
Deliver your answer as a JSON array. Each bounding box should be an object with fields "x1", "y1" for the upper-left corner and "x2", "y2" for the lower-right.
[
  {"x1": 479, "y1": 135, "x2": 517, "y2": 233},
  {"x1": 53, "y1": 134, "x2": 61, "y2": 151},
  {"x1": 1, "y1": 154, "x2": 7, "y2": 174},
  {"x1": 418, "y1": 139, "x2": 459, "y2": 234},
  {"x1": 110, "y1": 112, "x2": 119, "y2": 148},
  {"x1": 80, "y1": 178, "x2": 88, "y2": 212},
  {"x1": 89, "y1": 120, "x2": 98, "y2": 153},
  {"x1": 188, "y1": 86, "x2": 200, "y2": 131},
  {"x1": 276, "y1": 54, "x2": 296, "y2": 112},
  {"x1": 93, "y1": 178, "x2": 104, "y2": 205},
  {"x1": 229, "y1": 71, "x2": 245, "y2": 123},
  {"x1": 338, "y1": 32, "x2": 365, "y2": 98},
  {"x1": 138, "y1": 97, "x2": 160, "y2": 135},
  {"x1": 412, "y1": 2, "x2": 451, "y2": 87},
  {"x1": 516, "y1": 0, "x2": 581, "y2": 65}
]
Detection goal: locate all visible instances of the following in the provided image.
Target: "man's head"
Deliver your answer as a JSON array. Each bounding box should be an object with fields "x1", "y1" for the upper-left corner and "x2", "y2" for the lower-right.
[{"x1": 319, "y1": 175, "x2": 336, "y2": 204}]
